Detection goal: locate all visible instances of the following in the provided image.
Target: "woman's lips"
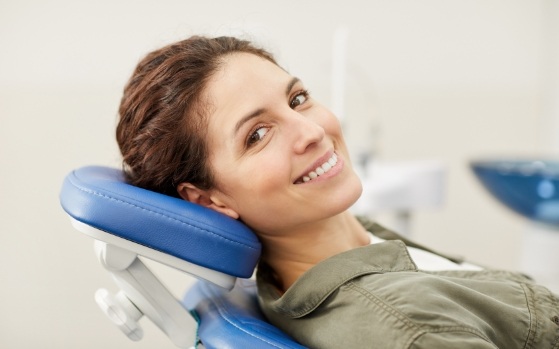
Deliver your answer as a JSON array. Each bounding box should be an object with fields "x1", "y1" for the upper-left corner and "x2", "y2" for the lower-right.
[{"x1": 294, "y1": 151, "x2": 340, "y2": 184}]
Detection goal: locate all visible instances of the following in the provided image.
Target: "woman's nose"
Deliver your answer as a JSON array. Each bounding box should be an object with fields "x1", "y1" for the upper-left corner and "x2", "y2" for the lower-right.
[{"x1": 291, "y1": 114, "x2": 325, "y2": 154}]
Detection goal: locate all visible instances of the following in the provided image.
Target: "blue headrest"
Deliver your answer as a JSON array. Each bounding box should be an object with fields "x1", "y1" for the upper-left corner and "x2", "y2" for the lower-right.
[{"x1": 60, "y1": 166, "x2": 261, "y2": 278}]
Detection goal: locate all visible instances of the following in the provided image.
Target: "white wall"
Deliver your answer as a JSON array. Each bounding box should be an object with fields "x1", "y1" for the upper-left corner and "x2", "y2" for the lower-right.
[{"x1": 0, "y1": 1, "x2": 555, "y2": 348}]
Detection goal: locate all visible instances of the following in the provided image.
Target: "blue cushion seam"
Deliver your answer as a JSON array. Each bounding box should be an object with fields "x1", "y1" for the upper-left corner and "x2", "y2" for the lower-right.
[
  {"x1": 89, "y1": 182, "x2": 252, "y2": 244},
  {"x1": 70, "y1": 180, "x2": 259, "y2": 251},
  {"x1": 211, "y1": 301, "x2": 300, "y2": 349},
  {"x1": 204, "y1": 287, "x2": 303, "y2": 348}
]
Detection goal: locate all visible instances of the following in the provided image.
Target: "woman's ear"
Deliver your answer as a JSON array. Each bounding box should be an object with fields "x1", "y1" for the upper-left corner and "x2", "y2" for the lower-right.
[{"x1": 177, "y1": 183, "x2": 240, "y2": 220}]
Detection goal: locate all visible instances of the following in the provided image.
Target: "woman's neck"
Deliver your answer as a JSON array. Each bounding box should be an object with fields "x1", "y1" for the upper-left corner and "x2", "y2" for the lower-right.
[{"x1": 258, "y1": 211, "x2": 370, "y2": 292}]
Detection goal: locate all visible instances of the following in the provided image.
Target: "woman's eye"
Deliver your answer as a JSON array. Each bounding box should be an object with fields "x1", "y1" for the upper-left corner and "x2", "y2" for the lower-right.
[
  {"x1": 246, "y1": 126, "x2": 269, "y2": 146},
  {"x1": 290, "y1": 90, "x2": 309, "y2": 109}
]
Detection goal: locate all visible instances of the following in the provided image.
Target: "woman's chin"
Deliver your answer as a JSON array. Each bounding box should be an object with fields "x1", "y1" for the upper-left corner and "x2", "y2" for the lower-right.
[{"x1": 330, "y1": 174, "x2": 363, "y2": 215}]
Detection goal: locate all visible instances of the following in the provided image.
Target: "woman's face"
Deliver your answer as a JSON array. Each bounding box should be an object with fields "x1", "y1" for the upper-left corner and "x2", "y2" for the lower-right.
[{"x1": 198, "y1": 53, "x2": 362, "y2": 235}]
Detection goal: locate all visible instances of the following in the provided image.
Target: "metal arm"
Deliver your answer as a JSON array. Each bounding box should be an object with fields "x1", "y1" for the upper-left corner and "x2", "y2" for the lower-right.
[{"x1": 94, "y1": 241, "x2": 199, "y2": 348}]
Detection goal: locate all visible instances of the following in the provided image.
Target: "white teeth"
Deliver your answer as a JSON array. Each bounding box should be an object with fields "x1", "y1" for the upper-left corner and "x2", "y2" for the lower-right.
[{"x1": 298, "y1": 153, "x2": 338, "y2": 183}]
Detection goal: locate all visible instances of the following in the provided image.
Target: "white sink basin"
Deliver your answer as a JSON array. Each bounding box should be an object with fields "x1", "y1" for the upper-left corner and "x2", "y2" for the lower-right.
[{"x1": 352, "y1": 160, "x2": 446, "y2": 215}]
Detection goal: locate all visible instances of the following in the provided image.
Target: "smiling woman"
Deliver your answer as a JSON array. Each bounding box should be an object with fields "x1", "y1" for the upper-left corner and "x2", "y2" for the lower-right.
[
  {"x1": 116, "y1": 36, "x2": 559, "y2": 348},
  {"x1": 182, "y1": 52, "x2": 363, "y2": 239}
]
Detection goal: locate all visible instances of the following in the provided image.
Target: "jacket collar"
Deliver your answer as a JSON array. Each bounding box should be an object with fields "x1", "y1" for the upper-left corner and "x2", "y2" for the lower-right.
[
  {"x1": 257, "y1": 240, "x2": 418, "y2": 318},
  {"x1": 357, "y1": 217, "x2": 464, "y2": 264}
]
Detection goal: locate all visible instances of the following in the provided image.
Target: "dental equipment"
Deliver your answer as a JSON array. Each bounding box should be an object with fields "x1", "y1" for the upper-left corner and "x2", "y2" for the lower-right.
[{"x1": 60, "y1": 166, "x2": 307, "y2": 349}]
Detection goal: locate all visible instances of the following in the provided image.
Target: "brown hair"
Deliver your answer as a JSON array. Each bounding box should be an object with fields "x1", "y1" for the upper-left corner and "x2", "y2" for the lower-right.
[{"x1": 116, "y1": 36, "x2": 277, "y2": 197}]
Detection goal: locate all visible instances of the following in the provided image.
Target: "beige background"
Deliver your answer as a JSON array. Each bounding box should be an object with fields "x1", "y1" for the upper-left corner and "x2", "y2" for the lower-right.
[{"x1": 1, "y1": 1, "x2": 558, "y2": 348}]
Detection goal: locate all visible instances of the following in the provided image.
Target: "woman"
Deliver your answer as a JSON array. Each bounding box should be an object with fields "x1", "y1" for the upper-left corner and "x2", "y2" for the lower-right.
[{"x1": 117, "y1": 36, "x2": 559, "y2": 348}]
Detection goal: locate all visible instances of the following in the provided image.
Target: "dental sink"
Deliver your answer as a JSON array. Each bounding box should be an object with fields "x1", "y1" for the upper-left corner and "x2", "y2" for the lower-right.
[
  {"x1": 470, "y1": 159, "x2": 559, "y2": 226},
  {"x1": 471, "y1": 159, "x2": 559, "y2": 293}
]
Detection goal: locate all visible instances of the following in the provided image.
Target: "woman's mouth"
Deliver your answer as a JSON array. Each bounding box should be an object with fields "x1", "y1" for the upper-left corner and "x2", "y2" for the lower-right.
[{"x1": 294, "y1": 153, "x2": 338, "y2": 184}]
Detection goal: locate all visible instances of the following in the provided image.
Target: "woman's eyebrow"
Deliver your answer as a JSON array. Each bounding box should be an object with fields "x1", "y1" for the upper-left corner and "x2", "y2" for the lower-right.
[
  {"x1": 233, "y1": 77, "x2": 301, "y2": 136},
  {"x1": 285, "y1": 76, "x2": 301, "y2": 95},
  {"x1": 234, "y1": 108, "x2": 265, "y2": 136}
]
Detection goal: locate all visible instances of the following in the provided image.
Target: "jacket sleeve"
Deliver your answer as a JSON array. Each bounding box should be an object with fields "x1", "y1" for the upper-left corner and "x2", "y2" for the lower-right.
[{"x1": 409, "y1": 331, "x2": 499, "y2": 349}]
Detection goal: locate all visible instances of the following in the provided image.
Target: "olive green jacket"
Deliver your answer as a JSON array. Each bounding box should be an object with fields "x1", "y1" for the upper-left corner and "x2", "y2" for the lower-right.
[{"x1": 257, "y1": 220, "x2": 559, "y2": 348}]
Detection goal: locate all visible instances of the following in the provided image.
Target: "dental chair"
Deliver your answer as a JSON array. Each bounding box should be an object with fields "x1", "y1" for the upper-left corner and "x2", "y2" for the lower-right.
[{"x1": 59, "y1": 166, "x2": 307, "y2": 349}]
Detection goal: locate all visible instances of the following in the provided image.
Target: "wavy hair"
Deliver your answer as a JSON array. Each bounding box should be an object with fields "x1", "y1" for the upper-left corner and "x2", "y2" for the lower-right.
[{"x1": 116, "y1": 36, "x2": 277, "y2": 197}]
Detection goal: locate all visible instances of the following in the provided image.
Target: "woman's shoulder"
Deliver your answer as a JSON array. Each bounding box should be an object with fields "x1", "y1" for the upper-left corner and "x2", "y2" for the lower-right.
[{"x1": 259, "y1": 266, "x2": 550, "y2": 348}]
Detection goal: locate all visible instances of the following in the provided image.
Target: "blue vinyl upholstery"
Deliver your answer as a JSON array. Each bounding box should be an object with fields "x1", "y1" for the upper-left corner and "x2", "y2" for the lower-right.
[
  {"x1": 184, "y1": 280, "x2": 307, "y2": 349},
  {"x1": 60, "y1": 166, "x2": 306, "y2": 348},
  {"x1": 60, "y1": 166, "x2": 261, "y2": 277}
]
